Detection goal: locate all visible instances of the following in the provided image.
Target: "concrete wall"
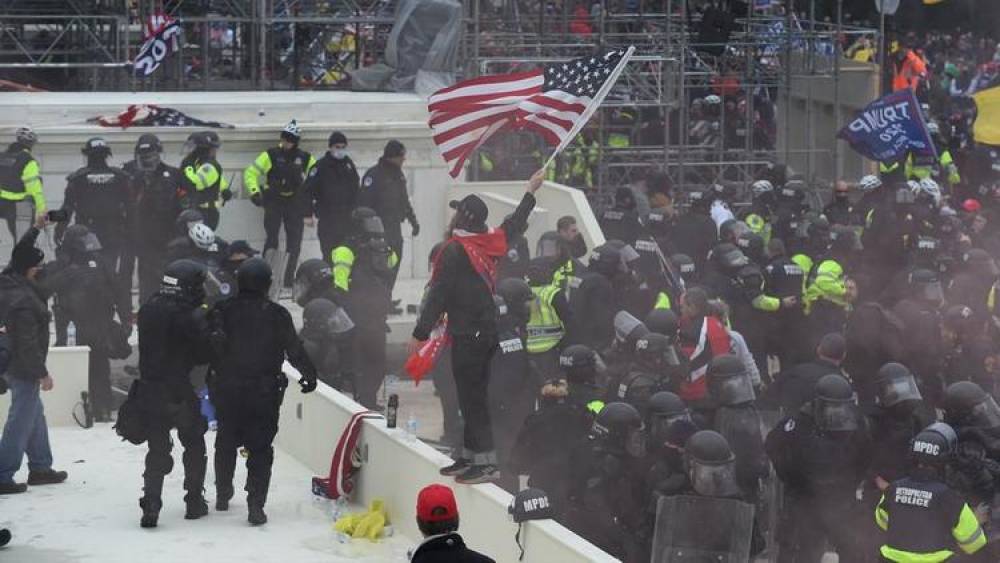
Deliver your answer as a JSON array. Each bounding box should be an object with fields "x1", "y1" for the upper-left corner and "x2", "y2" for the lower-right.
[
  {"x1": 275, "y1": 364, "x2": 618, "y2": 563},
  {"x1": 0, "y1": 347, "x2": 90, "y2": 428},
  {"x1": 777, "y1": 57, "x2": 880, "y2": 183}
]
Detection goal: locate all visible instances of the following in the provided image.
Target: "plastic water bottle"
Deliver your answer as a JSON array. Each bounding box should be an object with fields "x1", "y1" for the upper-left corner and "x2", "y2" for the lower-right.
[
  {"x1": 405, "y1": 411, "x2": 418, "y2": 442},
  {"x1": 66, "y1": 322, "x2": 76, "y2": 346},
  {"x1": 332, "y1": 495, "x2": 348, "y2": 520}
]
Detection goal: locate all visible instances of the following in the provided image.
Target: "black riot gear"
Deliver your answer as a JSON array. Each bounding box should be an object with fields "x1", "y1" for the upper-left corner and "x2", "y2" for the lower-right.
[
  {"x1": 160, "y1": 259, "x2": 207, "y2": 304},
  {"x1": 875, "y1": 362, "x2": 923, "y2": 408},
  {"x1": 613, "y1": 311, "x2": 649, "y2": 351},
  {"x1": 736, "y1": 231, "x2": 765, "y2": 264},
  {"x1": 589, "y1": 243, "x2": 624, "y2": 279},
  {"x1": 709, "y1": 243, "x2": 750, "y2": 273},
  {"x1": 648, "y1": 391, "x2": 691, "y2": 444},
  {"x1": 592, "y1": 402, "x2": 646, "y2": 458},
  {"x1": 293, "y1": 258, "x2": 333, "y2": 306},
  {"x1": 910, "y1": 422, "x2": 957, "y2": 466},
  {"x1": 813, "y1": 374, "x2": 860, "y2": 432},
  {"x1": 82, "y1": 137, "x2": 111, "y2": 159},
  {"x1": 684, "y1": 430, "x2": 740, "y2": 497},
  {"x1": 644, "y1": 309, "x2": 679, "y2": 339},
  {"x1": 559, "y1": 344, "x2": 599, "y2": 384},
  {"x1": 236, "y1": 257, "x2": 273, "y2": 295},
  {"x1": 907, "y1": 268, "x2": 944, "y2": 306},
  {"x1": 497, "y1": 277, "x2": 533, "y2": 323},
  {"x1": 635, "y1": 332, "x2": 681, "y2": 371},
  {"x1": 944, "y1": 381, "x2": 1000, "y2": 429},
  {"x1": 707, "y1": 354, "x2": 756, "y2": 406},
  {"x1": 670, "y1": 253, "x2": 697, "y2": 283}
]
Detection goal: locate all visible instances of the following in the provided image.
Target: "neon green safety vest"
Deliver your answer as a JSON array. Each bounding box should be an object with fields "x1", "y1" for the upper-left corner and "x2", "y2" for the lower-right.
[{"x1": 526, "y1": 284, "x2": 565, "y2": 354}]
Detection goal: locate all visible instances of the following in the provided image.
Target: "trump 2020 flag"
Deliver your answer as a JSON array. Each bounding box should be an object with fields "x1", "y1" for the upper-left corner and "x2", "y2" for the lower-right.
[
  {"x1": 837, "y1": 88, "x2": 936, "y2": 163},
  {"x1": 133, "y1": 13, "x2": 182, "y2": 77}
]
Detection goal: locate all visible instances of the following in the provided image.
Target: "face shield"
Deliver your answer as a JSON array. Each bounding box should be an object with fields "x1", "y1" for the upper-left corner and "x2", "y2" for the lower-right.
[
  {"x1": 969, "y1": 396, "x2": 1000, "y2": 429},
  {"x1": 687, "y1": 458, "x2": 741, "y2": 498},
  {"x1": 711, "y1": 373, "x2": 757, "y2": 405},
  {"x1": 651, "y1": 412, "x2": 691, "y2": 444},
  {"x1": 876, "y1": 375, "x2": 923, "y2": 408},
  {"x1": 614, "y1": 311, "x2": 648, "y2": 348},
  {"x1": 625, "y1": 424, "x2": 648, "y2": 458},
  {"x1": 136, "y1": 149, "x2": 162, "y2": 172},
  {"x1": 537, "y1": 237, "x2": 561, "y2": 259},
  {"x1": 814, "y1": 396, "x2": 860, "y2": 432}
]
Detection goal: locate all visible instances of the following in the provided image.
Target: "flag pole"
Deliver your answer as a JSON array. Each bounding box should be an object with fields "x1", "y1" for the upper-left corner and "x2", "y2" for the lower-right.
[{"x1": 541, "y1": 45, "x2": 636, "y2": 172}]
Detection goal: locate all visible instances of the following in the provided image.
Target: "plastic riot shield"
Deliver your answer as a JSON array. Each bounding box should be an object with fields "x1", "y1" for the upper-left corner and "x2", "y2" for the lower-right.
[
  {"x1": 757, "y1": 409, "x2": 784, "y2": 563},
  {"x1": 263, "y1": 248, "x2": 289, "y2": 301},
  {"x1": 650, "y1": 494, "x2": 754, "y2": 563}
]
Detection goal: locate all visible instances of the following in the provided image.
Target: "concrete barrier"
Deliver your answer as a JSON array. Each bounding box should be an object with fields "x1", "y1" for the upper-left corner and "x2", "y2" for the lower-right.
[
  {"x1": 275, "y1": 365, "x2": 619, "y2": 563},
  {"x1": 0, "y1": 346, "x2": 90, "y2": 428}
]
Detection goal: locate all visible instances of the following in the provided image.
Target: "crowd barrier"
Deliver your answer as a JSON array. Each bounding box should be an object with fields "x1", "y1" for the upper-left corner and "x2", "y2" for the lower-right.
[{"x1": 0, "y1": 346, "x2": 90, "y2": 428}]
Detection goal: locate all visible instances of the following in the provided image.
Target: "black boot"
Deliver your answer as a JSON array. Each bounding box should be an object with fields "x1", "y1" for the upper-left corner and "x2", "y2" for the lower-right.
[
  {"x1": 248, "y1": 502, "x2": 268, "y2": 526},
  {"x1": 183, "y1": 453, "x2": 208, "y2": 519},
  {"x1": 215, "y1": 485, "x2": 233, "y2": 511},
  {"x1": 184, "y1": 495, "x2": 209, "y2": 520},
  {"x1": 139, "y1": 497, "x2": 162, "y2": 528}
]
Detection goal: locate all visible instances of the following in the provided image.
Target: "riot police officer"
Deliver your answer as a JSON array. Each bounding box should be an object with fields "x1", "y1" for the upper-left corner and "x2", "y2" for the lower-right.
[
  {"x1": 892, "y1": 269, "x2": 947, "y2": 402},
  {"x1": 207, "y1": 258, "x2": 317, "y2": 525},
  {"x1": 0, "y1": 127, "x2": 46, "y2": 240},
  {"x1": 568, "y1": 243, "x2": 623, "y2": 350},
  {"x1": 876, "y1": 422, "x2": 987, "y2": 561},
  {"x1": 135, "y1": 259, "x2": 213, "y2": 528},
  {"x1": 56, "y1": 138, "x2": 131, "y2": 309},
  {"x1": 294, "y1": 258, "x2": 355, "y2": 392},
  {"x1": 331, "y1": 207, "x2": 398, "y2": 409},
  {"x1": 765, "y1": 373, "x2": 871, "y2": 563},
  {"x1": 358, "y1": 140, "x2": 418, "y2": 296},
  {"x1": 303, "y1": 131, "x2": 360, "y2": 262},
  {"x1": 45, "y1": 225, "x2": 130, "y2": 421},
  {"x1": 122, "y1": 134, "x2": 189, "y2": 304},
  {"x1": 943, "y1": 381, "x2": 1000, "y2": 510},
  {"x1": 706, "y1": 354, "x2": 768, "y2": 500},
  {"x1": 181, "y1": 131, "x2": 230, "y2": 229},
  {"x1": 612, "y1": 333, "x2": 681, "y2": 414},
  {"x1": 598, "y1": 186, "x2": 644, "y2": 245},
  {"x1": 244, "y1": 120, "x2": 317, "y2": 288}
]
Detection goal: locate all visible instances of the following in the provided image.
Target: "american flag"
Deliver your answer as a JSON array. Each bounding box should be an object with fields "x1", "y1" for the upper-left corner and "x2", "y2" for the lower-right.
[
  {"x1": 428, "y1": 49, "x2": 631, "y2": 178},
  {"x1": 88, "y1": 104, "x2": 234, "y2": 129}
]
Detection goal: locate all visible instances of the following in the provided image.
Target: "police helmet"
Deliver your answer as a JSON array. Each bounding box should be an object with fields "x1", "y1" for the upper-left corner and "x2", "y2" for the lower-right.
[
  {"x1": 236, "y1": 257, "x2": 272, "y2": 295},
  {"x1": 709, "y1": 243, "x2": 750, "y2": 272},
  {"x1": 161, "y1": 259, "x2": 207, "y2": 303},
  {"x1": 536, "y1": 231, "x2": 563, "y2": 259},
  {"x1": 647, "y1": 391, "x2": 691, "y2": 443},
  {"x1": 508, "y1": 488, "x2": 554, "y2": 523},
  {"x1": 644, "y1": 309, "x2": 679, "y2": 340},
  {"x1": 589, "y1": 243, "x2": 624, "y2": 278},
  {"x1": 81, "y1": 137, "x2": 111, "y2": 158},
  {"x1": 497, "y1": 277, "x2": 533, "y2": 321},
  {"x1": 614, "y1": 311, "x2": 650, "y2": 350},
  {"x1": 176, "y1": 209, "x2": 205, "y2": 233},
  {"x1": 875, "y1": 362, "x2": 923, "y2": 408},
  {"x1": 293, "y1": 258, "x2": 333, "y2": 306},
  {"x1": 281, "y1": 119, "x2": 301, "y2": 142},
  {"x1": 635, "y1": 332, "x2": 680, "y2": 370},
  {"x1": 963, "y1": 248, "x2": 1000, "y2": 280},
  {"x1": 351, "y1": 207, "x2": 385, "y2": 240},
  {"x1": 61, "y1": 224, "x2": 102, "y2": 256},
  {"x1": 944, "y1": 381, "x2": 1000, "y2": 429},
  {"x1": 719, "y1": 219, "x2": 750, "y2": 243},
  {"x1": 302, "y1": 297, "x2": 355, "y2": 338},
  {"x1": 707, "y1": 354, "x2": 756, "y2": 406},
  {"x1": 736, "y1": 232, "x2": 765, "y2": 263},
  {"x1": 812, "y1": 374, "x2": 859, "y2": 432},
  {"x1": 15, "y1": 126, "x2": 36, "y2": 147},
  {"x1": 910, "y1": 422, "x2": 957, "y2": 466},
  {"x1": 188, "y1": 223, "x2": 216, "y2": 251},
  {"x1": 684, "y1": 430, "x2": 740, "y2": 497},
  {"x1": 614, "y1": 186, "x2": 637, "y2": 210},
  {"x1": 592, "y1": 402, "x2": 646, "y2": 457},
  {"x1": 559, "y1": 344, "x2": 599, "y2": 383},
  {"x1": 526, "y1": 256, "x2": 557, "y2": 287},
  {"x1": 907, "y1": 269, "x2": 944, "y2": 305},
  {"x1": 187, "y1": 130, "x2": 221, "y2": 150},
  {"x1": 669, "y1": 253, "x2": 696, "y2": 275}
]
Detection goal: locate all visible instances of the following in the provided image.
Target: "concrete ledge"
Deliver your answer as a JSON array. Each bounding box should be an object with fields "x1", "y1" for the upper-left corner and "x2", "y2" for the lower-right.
[
  {"x1": 0, "y1": 346, "x2": 90, "y2": 428},
  {"x1": 276, "y1": 364, "x2": 619, "y2": 563}
]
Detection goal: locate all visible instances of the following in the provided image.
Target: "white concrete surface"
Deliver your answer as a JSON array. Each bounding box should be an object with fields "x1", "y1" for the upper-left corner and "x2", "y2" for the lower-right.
[
  {"x1": 277, "y1": 366, "x2": 618, "y2": 563},
  {"x1": 0, "y1": 346, "x2": 90, "y2": 428},
  {"x1": 0, "y1": 426, "x2": 414, "y2": 563}
]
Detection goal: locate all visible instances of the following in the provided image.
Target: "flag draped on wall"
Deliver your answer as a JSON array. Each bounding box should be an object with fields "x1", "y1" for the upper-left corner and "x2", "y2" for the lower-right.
[{"x1": 88, "y1": 104, "x2": 234, "y2": 129}]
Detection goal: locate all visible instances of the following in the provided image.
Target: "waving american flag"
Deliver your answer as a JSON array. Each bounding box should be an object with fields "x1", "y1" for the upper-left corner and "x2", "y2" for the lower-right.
[{"x1": 428, "y1": 48, "x2": 634, "y2": 178}]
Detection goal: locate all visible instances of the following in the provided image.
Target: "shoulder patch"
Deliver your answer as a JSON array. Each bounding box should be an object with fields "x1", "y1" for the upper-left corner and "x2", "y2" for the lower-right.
[{"x1": 784, "y1": 419, "x2": 796, "y2": 432}]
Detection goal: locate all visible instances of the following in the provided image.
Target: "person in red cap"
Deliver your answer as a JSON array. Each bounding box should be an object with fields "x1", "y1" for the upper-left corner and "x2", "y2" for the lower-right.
[{"x1": 412, "y1": 484, "x2": 494, "y2": 563}]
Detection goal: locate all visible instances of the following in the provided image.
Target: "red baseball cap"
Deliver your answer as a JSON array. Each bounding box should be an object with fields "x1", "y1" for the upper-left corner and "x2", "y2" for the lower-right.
[
  {"x1": 417, "y1": 484, "x2": 458, "y2": 522},
  {"x1": 963, "y1": 198, "x2": 982, "y2": 213}
]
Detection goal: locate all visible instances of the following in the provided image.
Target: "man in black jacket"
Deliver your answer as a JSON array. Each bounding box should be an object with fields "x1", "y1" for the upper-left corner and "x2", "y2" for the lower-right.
[
  {"x1": 359, "y1": 140, "x2": 419, "y2": 297},
  {"x1": 411, "y1": 484, "x2": 495, "y2": 563},
  {"x1": 304, "y1": 131, "x2": 360, "y2": 262},
  {"x1": 411, "y1": 170, "x2": 542, "y2": 485},
  {"x1": 208, "y1": 258, "x2": 317, "y2": 525},
  {"x1": 761, "y1": 332, "x2": 846, "y2": 414},
  {"x1": 0, "y1": 217, "x2": 68, "y2": 494},
  {"x1": 135, "y1": 259, "x2": 213, "y2": 527}
]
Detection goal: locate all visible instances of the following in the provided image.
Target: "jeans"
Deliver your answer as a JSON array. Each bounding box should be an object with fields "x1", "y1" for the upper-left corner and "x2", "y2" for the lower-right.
[{"x1": 0, "y1": 376, "x2": 53, "y2": 483}]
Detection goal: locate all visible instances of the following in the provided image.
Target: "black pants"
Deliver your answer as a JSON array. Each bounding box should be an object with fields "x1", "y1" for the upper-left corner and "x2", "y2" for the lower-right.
[
  {"x1": 317, "y1": 211, "x2": 351, "y2": 264},
  {"x1": 0, "y1": 200, "x2": 18, "y2": 241},
  {"x1": 137, "y1": 248, "x2": 167, "y2": 305},
  {"x1": 431, "y1": 344, "x2": 463, "y2": 450},
  {"x1": 777, "y1": 494, "x2": 867, "y2": 563},
  {"x1": 263, "y1": 200, "x2": 304, "y2": 287},
  {"x1": 385, "y1": 228, "x2": 403, "y2": 295},
  {"x1": 353, "y1": 323, "x2": 387, "y2": 410},
  {"x1": 451, "y1": 332, "x2": 498, "y2": 459},
  {"x1": 213, "y1": 379, "x2": 283, "y2": 507},
  {"x1": 142, "y1": 391, "x2": 207, "y2": 505}
]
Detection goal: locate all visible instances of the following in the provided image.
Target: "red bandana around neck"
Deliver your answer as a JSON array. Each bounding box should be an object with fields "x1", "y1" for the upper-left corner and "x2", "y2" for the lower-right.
[{"x1": 432, "y1": 228, "x2": 508, "y2": 293}]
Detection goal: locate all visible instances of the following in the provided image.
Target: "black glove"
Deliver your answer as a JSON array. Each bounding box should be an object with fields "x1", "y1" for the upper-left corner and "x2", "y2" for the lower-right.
[
  {"x1": 250, "y1": 193, "x2": 263, "y2": 207},
  {"x1": 299, "y1": 374, "x2": 317, "y2": 394},
  {"x1": 221, "y1": 189, "x2": 233, "y2": 202},
  {"x1": 410, "y1": 218, "x2": 421, "y2": 237}
]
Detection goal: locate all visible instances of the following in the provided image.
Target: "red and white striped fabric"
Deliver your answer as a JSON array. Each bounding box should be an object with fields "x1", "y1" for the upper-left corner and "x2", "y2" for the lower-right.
[
  {"x1": 428, "y1": 49, "x2": 627, "y2": 178},
  {"x1": 314, "y1": 410, "x2": 383, "y2": 500}
]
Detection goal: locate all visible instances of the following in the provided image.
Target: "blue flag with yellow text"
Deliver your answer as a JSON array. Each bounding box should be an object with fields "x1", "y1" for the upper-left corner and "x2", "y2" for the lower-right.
[{"x1": 837, "y1": 88, "x2": 937, "y2": 163}]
